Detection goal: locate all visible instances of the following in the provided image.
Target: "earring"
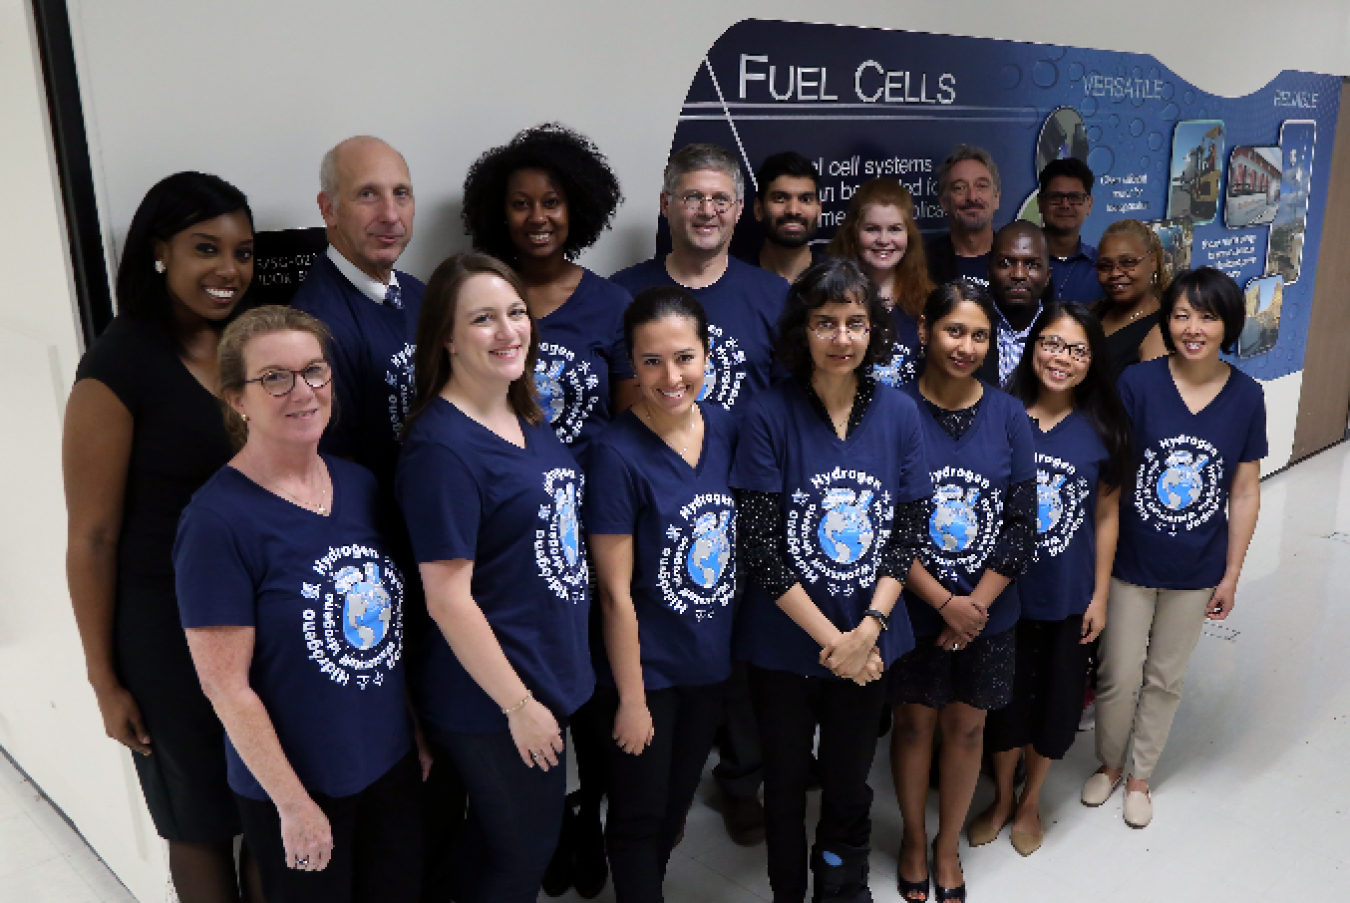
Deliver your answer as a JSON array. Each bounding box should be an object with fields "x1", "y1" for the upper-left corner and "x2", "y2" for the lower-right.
[
  {"x1": 240, "y1": 413, "x2": 248, "y2": 423},
  {"x1": 918, "y1": 343, "x2": 927, "y2": 360},
  {"x1": 154, "y1": 260, "x2": 166, "y2": 274}
]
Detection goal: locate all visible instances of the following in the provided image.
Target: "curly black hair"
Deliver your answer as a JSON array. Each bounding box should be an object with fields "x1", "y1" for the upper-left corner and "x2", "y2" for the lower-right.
[
  {"x1": 461, "y1": 123, "x2": 623, "y2": 263},
  {"x1": 775, "y1": 257, "x2": 895, "y2": 380}
]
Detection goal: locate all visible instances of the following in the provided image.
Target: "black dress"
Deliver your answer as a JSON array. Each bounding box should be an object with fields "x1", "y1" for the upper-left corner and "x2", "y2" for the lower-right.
[
  {"x1": 1103, "y1": 311, "x2": 1161, "y2": 380},
  {"x1": 75, "y1": 314, "x2": 239, "y2": 842}
]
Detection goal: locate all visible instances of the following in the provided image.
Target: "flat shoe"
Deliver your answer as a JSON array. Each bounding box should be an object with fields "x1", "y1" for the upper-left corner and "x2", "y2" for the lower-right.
[
  {"x1": 1081, "y1": 770, "x2": 1123, "y2": 807},
  {"x1": 1123, "y1": 788, "x2": 1153, "y2": 828},
  {"x1": 966, "y1": 804, "x2": 1008, "y2": 847},
  {"x1": 1009, "y1": 823, "x2": 1043, "y2": 856}
]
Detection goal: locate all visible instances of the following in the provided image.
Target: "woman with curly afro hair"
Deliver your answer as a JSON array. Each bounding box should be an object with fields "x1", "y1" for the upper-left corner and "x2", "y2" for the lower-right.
[
  {"x1": 462, "y1": 124, "x2": 641, "y2": 465},
  {"x1": 462, "y1": 123, "x2": 636, "y2": 899}
]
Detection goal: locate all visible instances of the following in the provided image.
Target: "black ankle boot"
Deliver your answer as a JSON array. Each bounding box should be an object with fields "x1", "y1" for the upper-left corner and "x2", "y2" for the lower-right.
[
  {"x1": 572, "y1": 803, "x2": 608, "y2": 899},
  {"x1": 540, "y1": 797, "x2": 576, "y2": 897},
  {"x1": 810, "y1": 841, "x2": 873, "y2": 902}
]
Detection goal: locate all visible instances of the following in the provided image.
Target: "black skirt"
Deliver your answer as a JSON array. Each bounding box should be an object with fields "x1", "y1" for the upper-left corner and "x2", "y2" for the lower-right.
[
  {"x1": 983, "y1": 616, "x2": 1091, "y2": 760},
  {"x1": 888, "y1": 626, "x2": 1016, "y2": 711},
  {"x1": 115, "y1": 577, "x2": 240, "y2": 842}
]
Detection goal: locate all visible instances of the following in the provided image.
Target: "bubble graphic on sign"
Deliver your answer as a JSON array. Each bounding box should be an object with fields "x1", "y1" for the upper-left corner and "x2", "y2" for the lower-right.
[
  {"x1": 1149, "y1": 132, "x2": 1166, "y2": 151},
  {"x1": 1000, "y1": 64, "x2": 1022, "y2": 89},
  {"x1": 1068, "y1": 61, "x2": 1085, "y2": 82},
  {"x1": 1081, "y1": 97, "x2": 1098, "y2": 118},
  {"x1": 1184, "y1": 90, "x2": 1196, "y2": 105},
  {"x1": 1088, "y1": 125, "x2": 1103, "y2": 143},
  {"x1": 1130, "y1": 118, "x2": 1146, "y2": 137},
  {"x1": 1033, "y1": 61, "x2": 1058, "y2": 88},
  {"x1": 1088, "y1": 146, "x2": 1115, "y2": 176}
]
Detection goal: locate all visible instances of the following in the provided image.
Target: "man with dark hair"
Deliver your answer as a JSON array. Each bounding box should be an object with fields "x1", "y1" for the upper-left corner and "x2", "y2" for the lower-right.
[
  {"x1": 753, "y1": 151, "x2": 822, "y2": 282},
  {"x1": 927, "y1": 144, "x2": 1001, "y2": 287},
  {"x1": 979, "y1": 220, "x2": 1052, "y2": 386},
  {"x1": 1039, "y1": 157, "x2": 1103, "y2": 304}
]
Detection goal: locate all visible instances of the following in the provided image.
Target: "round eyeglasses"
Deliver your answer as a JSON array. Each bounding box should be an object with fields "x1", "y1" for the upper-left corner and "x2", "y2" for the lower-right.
[
  {"x1": 1036, "y1": 335, "x2": 1091, "y2": 362},
  {"x1": 244, "y1": 361, "x2": 333, "y2": 397},
  {"x1": 810, "y1": 320, "x2": 871, "y2": 341}
]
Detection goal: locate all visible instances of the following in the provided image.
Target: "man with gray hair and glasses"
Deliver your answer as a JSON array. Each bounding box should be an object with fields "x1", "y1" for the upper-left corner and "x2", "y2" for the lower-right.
[
  {"x1": 612, "y1": 143, "x2": 789, "y2": 417},
  {"x1": 612, "y1": 143, "x2": 790, "y2": 847},
  {"x1": 926, "y1": 144, "x2": 1003, "y2": 289}
]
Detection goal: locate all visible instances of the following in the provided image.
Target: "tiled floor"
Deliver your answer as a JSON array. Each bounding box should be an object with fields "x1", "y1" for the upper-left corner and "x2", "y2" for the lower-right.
[{"x1": 8, "y1": 442, "x2": 1350, "y2": 902}]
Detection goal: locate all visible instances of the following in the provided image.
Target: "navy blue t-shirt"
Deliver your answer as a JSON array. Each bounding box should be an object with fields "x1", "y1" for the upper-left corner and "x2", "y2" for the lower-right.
[
  {"x1": 1114, "y1": 358, "x2": 1267, "y2": 589},
  {"x1": 730, "y1": 380, "x2": 932, "y2": 676},
  {"x1": 291, "y1": 253, "x2": 423, "y2": 491},
  {"x1": 396, "y1": 397, "x2": 593, "y2": 733},
  {"x1": 1050, "y1": 241, "x2": 1103, "y2": 305},
  {"x1": 955, "y1": 253, "x2": 991, "y2": 289},
  {"x1": 873, "y1": 306, "x2": 922, "y2": 388},
  {"x1": 586, "y1": 404, "x2": 738, "y2": 690},
  {"x1": 536, "y1": 269, "x2": 635, "y2": 466},
  {"x1": 1020, "y1": 411, "x2": 1109, "y2": 621},
  {"x1": 902, "y1": 381, "x2": 1037, "y2": 637},
  {"x1": 610, "y1": 257, "x2": 787, "y2": 415},
  {"x1": 174, "y1": 457, "x2": 411, "y2": 801}
]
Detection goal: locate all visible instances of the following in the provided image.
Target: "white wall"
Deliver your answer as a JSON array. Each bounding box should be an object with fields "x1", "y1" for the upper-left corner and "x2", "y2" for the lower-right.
[{"x1": 2, "y1": 2, "x2": 1347, "y2": 900}]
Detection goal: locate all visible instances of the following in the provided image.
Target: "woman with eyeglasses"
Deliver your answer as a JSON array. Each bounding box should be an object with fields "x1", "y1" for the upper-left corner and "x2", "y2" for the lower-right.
[
  {"x1": 396, "y1": 254, "x2": 592, "y2": 903},
  {"x1": 63, "y1": 172, "x2": 264, "y2": 902},
  {"x1": 966, "y1": 303, "x2": 1131, "y2": 857},
  {"x1": 825, "y1": 178, "x2": 935, "y2": 387},
  {"x1": 175, "y1": 306, "x2": 420, "y2": 903},
  {"x1": 1093, "y1": 219, "x2": 1171, "y2": 379},
  {"x1": 888, "y1": 282, "x2": 1036, "y2": 903},
  {"x1": 732, "y1": 257, "x2": 932, "y2": 903},
  {"x1": 1083, "y1": 268, "x2": 1265, "y2": 829}
]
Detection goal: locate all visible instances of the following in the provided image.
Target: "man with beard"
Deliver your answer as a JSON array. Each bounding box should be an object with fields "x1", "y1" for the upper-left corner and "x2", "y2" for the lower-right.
[
  {"x1": 926, "y1": 144, "x2": 1002, "y2": 288},
  {"x1": 1039, "y1": 157, "x2": 1103, "y2": 304},
  {"x1": 752, "y1": 151, "x2": 823, "y2": 282},
  {"x1": 977, "y1": 220, "x2": 1053, "y2": 386}
]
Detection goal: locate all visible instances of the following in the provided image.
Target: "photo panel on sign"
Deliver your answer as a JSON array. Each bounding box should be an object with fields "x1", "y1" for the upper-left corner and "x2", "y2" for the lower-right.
[
  {"x1": 1224, "y1": 146, "x2": 1282, "y2": 229},
  {"x1": 1266, "y1": 120, "x2": 1316, "y2": 285},
  {"x1": 1145, "y1": 217, "x2": 1194, "y2": 277},
  {"x1": 1167, "y1": 120, "x2": 1226, "y2": 225},
  {"x1": 1240, "y1": 274, "x2": 1284, "y2": 358}
]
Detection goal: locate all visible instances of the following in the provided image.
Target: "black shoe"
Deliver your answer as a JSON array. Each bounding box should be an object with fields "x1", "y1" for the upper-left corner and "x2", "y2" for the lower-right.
[
  {"x1": 810, "y1": 841, "x2": 873, "y2": 902},
  {"x1": 540, "y1": 799, "x2": 575, "y2": 897},
  {"x1": 572, "y1": 805, "x2": 608, "y2": 899},
  {"x1": 720, "y1": 793, "x2": 766, "y2": 846},
  {"x1": 896, "y1": 838, "x2": 930, "y2": 902},
  {"x1": 931, "y1": 840, "x2": 966, "y2": 902}
]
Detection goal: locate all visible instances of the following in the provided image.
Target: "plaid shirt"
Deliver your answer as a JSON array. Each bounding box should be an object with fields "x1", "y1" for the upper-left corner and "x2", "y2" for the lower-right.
[{"x1": 996, "y1": 302, "x2": 1042, "y2": 386}]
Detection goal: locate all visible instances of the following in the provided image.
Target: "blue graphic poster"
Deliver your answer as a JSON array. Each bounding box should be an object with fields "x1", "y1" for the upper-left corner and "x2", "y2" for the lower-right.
[{"x1": 667, "y1": 19, "x2": 1339, "y2": 382}]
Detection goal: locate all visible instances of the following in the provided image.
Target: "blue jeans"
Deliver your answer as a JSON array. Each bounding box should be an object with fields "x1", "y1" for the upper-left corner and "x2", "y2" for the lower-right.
[{"x1": 432, "y1": 727, "x2": 568, "y2": 903}]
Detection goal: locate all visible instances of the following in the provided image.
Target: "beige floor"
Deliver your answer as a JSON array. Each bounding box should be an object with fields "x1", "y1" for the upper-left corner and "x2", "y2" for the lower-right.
[{"x1": 6, "y1": 441, "x2": 1350, "y2": 902}]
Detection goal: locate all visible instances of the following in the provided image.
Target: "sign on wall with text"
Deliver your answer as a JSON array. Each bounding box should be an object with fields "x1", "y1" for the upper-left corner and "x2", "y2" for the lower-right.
[{"x1": 668, "y1": 19, "x2": 1339, "y2": 383}]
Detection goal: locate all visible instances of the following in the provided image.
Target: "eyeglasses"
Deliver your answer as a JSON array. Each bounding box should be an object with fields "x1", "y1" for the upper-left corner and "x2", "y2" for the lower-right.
[
  {"x1": 677, "y1": 191, "x2": 737, "y2": 214},
  {"x1": 1043, "y1": 191, "x2": 1090, "y2": 207},
  {"x1": 1094, "y1": 251, "x2": 1153, "y2": 275},
  {"x1": 1037, "y1": 335, "x2": 1091, "y2": 362},
  {"x1": 810, "y1": 319, "x2": 871, "y2": 341},
  {"x1": 245, "y1": 361, "x2": 333, "y2": 397}
]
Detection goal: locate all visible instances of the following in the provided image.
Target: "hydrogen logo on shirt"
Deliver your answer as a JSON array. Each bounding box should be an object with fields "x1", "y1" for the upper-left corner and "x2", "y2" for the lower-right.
[
  {"x1": 872, "y1": 345, "x2": 916, "y2": 388},
  {"x1": 1135, "y1": 435, "x2": 1224, "y2": 535},
  {"x1": 535, "y1": 342, "x2": 601, "y2": 445},
  {"x1": 926, "y1": 466, "x2": 1001, "y2": 581},
  {"x1": 1035, "y1": 454, "x2": 1089, "y2": 559},
  {"x1": 787, "y1": 467, "x2": 893, "y2": 594},
  {"x1": 301, "y1": 545, "x2": 405, "y2": 689},
  {"x1": 698, "y1": 324, "x2": 748, "y2": 411},
  {"x1": 536, "y1": 467, "x2": 589, "y2": 603},
  {"x1": 386, "y1": 343, "x2": 416, "y2": 442},
  {"x1": 659, "y1": 493, "x2": 736, "y2": 619}
]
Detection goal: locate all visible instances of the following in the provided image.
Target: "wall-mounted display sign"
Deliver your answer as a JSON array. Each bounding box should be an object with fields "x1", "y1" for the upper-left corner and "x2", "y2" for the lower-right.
[{"x1": 668, "y1": 19, "x2": 1339, "y2": 383}]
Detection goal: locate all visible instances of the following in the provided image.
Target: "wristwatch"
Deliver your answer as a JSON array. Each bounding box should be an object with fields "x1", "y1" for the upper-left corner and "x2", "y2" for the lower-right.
[{"x1": 863, "y1": 609, "x2": 890, "y2": 631}]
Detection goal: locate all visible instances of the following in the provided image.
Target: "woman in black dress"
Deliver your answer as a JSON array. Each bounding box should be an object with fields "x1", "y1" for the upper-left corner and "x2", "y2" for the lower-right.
[
  {"x1": 1093, "y1": 219, "x2": 1170, "y2": 379},
  {"x1": 64, "y1": 172, "x2": 262, "y2": 903}
]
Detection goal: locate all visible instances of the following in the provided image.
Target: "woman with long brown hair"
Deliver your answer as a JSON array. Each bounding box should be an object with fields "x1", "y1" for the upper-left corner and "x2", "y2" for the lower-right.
[
  {"x1": 396, "y1": 253, "x2": 593, "y2": 902},
  {"x1": 827, "y1": 178, "x2": 935, "y2": 387}
]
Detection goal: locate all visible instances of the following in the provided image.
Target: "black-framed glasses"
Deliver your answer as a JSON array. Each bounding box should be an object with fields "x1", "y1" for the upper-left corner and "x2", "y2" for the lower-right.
[
  {"x1": 677, "y1": 191, "x2": 736, "y2": 213},
  {"x1": 1037, "y1": 335, "x2": 1091, "y2": 362},
  {"x1": 245, "y1": 361, "x2": 333, "y2": 397},
  {"x1": 1094, "y1": 251, "x2": 1153, "y2": 274},
  {"x1": 810, "y1": 319, "x2": 871, "y2": 341},
  {"x1": 1043, "y1": 191, "x2": 1090, "y2": 207}
]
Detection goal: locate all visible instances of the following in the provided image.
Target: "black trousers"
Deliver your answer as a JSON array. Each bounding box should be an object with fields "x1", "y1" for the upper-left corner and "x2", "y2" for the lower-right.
[
  {"x1": 749, "y1": 666, "x2": 887, "y2": 903},
  {"x1": 235, "y1": 751, "x2": 423, "y2": 903},
  {"x1": 595, "y1": 682, "x2": 726, "y2": 902},
  {"x1": 714, "y1": 660, "x2": 764, "y2": 799}
]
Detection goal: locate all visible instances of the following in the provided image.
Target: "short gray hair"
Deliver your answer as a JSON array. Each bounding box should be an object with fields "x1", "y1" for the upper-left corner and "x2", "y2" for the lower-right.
[
  {"x1": 662, "y1": 143, "x2": 745, "y2": 201},
  {"x1": 319, "y1": 136, "x2": 405, "y2": 211},
  {"x1": 937, "y1": 144, "x2": 1001, "y2": 196}
]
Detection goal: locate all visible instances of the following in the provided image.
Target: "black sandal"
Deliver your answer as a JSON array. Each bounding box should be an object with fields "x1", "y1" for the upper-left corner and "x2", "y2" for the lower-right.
[
  {"x1": 932, "y1": 840, "x2": 967, "y2": 902},
  {"x1": 896, "y1": 840, "x2": 930, "y2": 902}
]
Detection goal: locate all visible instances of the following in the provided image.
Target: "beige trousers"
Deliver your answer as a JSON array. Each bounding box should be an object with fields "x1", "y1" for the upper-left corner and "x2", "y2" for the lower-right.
[{"x1": 1095, "y1": 577, "x2": 1213, "y2": 781}]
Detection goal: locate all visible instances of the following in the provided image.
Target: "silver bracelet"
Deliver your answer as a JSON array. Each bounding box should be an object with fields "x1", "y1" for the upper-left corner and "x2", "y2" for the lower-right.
[{"x1": 502, "y1": 690, "x2": 533, "y2": 716}]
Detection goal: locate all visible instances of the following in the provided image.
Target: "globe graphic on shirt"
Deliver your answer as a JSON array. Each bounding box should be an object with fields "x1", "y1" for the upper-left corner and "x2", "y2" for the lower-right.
[
  {"x1": 1036, "y1": 472, "x2": 1066, "y2": 534},
  {"x1": 686, "y1": 511, "x2": 732, "y2": 588},
  {"x1": 535, "y1": 359, "x2": 567, "y2": 423},
  {"x1": 556, "y1": 484, "x2": 581, "y2": 567},
  {"x1": 816, "y1": 489, "x2": 874, "y2": 565},
  {"x1": 1155, "y1": 451, "x2": 1209, "y2": 511},
  {"x1": 336, "y1": 564, "x2": 392, "y2": 651},
  {"x1": 930, "y1": 486, "x2": 979, "y2": 552}
]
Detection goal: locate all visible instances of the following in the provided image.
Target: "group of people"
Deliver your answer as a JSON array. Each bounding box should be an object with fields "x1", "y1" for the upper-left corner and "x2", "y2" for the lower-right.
[{"x1": 62, "y1": 126, "x2": 1266, "y2": 903}]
